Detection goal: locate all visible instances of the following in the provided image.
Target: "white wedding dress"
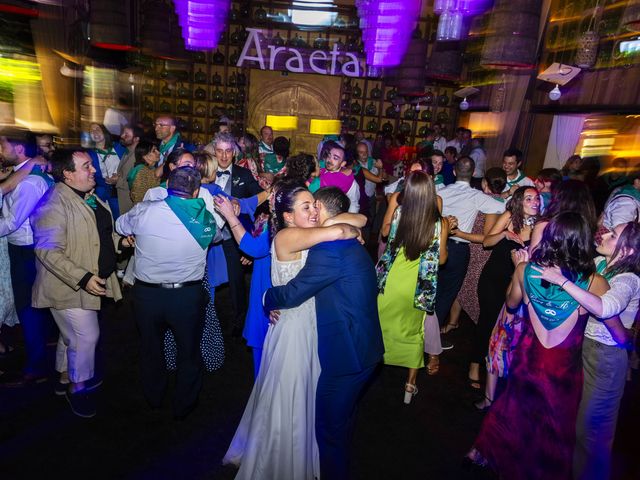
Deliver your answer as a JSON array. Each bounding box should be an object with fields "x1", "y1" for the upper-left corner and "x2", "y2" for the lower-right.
[{"x1": 223, "y1": 246, "x2": 321, "y2": 480}]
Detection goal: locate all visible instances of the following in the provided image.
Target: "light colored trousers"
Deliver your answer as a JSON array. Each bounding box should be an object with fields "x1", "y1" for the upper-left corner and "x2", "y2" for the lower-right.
[{"x1": 51, "y1": 308, "x2": 99, "y2": 383}]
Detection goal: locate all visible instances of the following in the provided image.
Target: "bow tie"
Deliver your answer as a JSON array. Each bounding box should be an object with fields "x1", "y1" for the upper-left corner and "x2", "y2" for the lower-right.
[{"x1": 217, "y1": 170, "x2": 230, "y2": 177}]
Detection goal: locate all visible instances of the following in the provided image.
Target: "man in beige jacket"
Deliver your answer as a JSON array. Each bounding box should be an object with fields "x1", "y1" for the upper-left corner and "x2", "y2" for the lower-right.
[{"x1": 32, "y1": 148, "x2": 130, "y2": 418}]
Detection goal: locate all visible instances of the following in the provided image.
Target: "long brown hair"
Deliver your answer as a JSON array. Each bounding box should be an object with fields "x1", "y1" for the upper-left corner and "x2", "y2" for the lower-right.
[{"x1": 392, "y1": 171, "x2": 441, "y2": 260}]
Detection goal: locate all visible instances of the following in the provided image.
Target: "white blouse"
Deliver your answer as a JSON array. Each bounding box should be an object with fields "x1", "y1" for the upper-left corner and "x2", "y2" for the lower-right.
[{"x1": 584, "y1": 268, "x2": 640, "y2": 346}]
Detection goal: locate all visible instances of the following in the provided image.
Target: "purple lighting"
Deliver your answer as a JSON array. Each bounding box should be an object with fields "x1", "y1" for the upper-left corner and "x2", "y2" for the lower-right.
[
  {"x1": 356, "y1": 0, "x2": 421, "y2": 67},
  {"x1": 174, "y1": 0, "x2": 230, "y2": 50}
]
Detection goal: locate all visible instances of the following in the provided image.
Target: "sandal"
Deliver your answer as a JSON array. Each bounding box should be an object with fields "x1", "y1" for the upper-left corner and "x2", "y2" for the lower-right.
[
  {"x1": 440, "y1": 323, "x2": 459, "y2": 334},
  {"x1": 426, "y1": 355, "x2": 440, "y2": 376},
  {"x1": 404, "y1": 383, "x2": 418, "y2": 404},
  {"x1": 474, "y1": 395, "x2": 493, "y2": 411}
]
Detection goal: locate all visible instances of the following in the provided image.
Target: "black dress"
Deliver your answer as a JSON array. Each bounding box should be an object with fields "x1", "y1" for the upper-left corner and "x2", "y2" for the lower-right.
[{"x1": 472, "y1": 238, "x2": 527, "y2": 364}]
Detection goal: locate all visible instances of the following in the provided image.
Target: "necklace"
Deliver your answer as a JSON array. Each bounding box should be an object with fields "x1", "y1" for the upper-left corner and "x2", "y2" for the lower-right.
[{"x1": 523, "y1": 216, "x2": 536, "y2": 227}]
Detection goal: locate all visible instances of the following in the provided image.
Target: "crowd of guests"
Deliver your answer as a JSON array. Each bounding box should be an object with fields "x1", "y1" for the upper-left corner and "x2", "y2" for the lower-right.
[{"x1": 0, "y1": 116, "x2": 639, "y2": 479}]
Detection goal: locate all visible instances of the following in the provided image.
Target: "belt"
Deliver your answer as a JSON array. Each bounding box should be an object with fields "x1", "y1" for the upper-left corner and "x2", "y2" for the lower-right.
[
  {"x1": 136, "y1": 279, "x2": 201, "y2": 289},
  {"x1": 448, "y1": 238, "x2": 469, "y2": 245}
]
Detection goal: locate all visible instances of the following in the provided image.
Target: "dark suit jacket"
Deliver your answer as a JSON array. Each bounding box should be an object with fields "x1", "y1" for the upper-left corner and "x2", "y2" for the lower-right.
[
  {"x1": 230, "y1": 164, "x2": 261, "y2": 199},
  {"x1": 264, "y1": 239, "x2": 384, "y2": 376}
]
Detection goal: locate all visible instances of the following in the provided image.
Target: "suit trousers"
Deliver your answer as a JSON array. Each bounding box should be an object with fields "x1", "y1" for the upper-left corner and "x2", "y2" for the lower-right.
[
  {"x1": 132, "y1": 282, "x2": 205, "y2": 417},
  {"x1": 51, "y1": 308, "x2": 99, "y2": 383},
  {"x1": 316, "y1": 364, "x2": 377, "y2": 480},
  {"x1": 573, "y1": 337, "x2": 628, "y2": 480},
  {"x1": 222, "y1": 238, "x2": 248, "y2": 331},
  {"x1": 8, "y1": 243, "x2": 49, "y2": 375},
  {"x1": 434, "y1": 240, "x2": 470, "y2": 327}
]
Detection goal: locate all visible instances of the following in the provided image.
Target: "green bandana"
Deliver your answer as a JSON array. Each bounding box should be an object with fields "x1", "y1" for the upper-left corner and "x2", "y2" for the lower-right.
[
  {"x1": 29, "y1": 165, "x2": 54, "y2": 187},
  {"x1": 159, "y1": 134, "x2": 180, "y2": 156},
  {"x1": 164, "y1": 195, "x2": 216, "y2": 249},
  {"x1": 434, "y1": 174, "x2": 444, "y2": 185},
  {"x1": 85, "y1": 193, "x2": 98, "y2": 210},
  {"x1": 507, "y1": 170, "x2": 527, "y2": 188},
  {"x1": 524, "y1": 263, "x2": 589, "y2": 330},
  {"x1": 263, "y1": 153, "x2": 284, "y2": 174},
  {"x1": 126, "y1": 164, "x2": 144, "y2": 189}
]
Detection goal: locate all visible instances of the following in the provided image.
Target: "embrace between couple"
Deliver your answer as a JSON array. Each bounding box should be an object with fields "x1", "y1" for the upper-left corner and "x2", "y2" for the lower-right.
[{"x1": 222, "y1": 182, "x2": 384, "y2": 480}]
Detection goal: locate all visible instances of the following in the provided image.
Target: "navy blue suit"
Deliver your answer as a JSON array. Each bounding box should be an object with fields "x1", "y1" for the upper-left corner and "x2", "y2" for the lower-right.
[{"x1": 264, "y1": 239, "x2": 384, "y2": 479}]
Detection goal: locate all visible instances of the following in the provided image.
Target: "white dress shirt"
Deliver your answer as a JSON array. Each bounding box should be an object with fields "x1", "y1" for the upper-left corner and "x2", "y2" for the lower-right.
[
  {"x1": 439, "y1": 181, "x2": 505, "y2": 242},
  {"x1": 143, "y1": 185, "x2": 225, "y2": 228},
  {"x1": 116, "y1": 200, "x2": 208, "y2": 283},
  {"x1": 445, "y1": 139, "x2": 463, "y2": 153},
  {"x1": 0, "y1": 160, "x2": 51, "y2": 246},
  {"x1": 602, "y1": 188, "x2": 640, "y2": 229},
  {"x1": 433, "y1": 136, "x2": 447, "y2": 153},
  {"x1": 214, "y1": 164, "x2": 232, "y2": 192},
  {"x1": 469, "y1": 147, "x2": 487, "y2": 178}
]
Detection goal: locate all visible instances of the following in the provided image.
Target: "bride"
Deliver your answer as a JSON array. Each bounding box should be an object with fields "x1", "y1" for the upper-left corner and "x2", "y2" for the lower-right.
[{"x1": 222, "y1": 180, "x2": 366, "y2": 479}]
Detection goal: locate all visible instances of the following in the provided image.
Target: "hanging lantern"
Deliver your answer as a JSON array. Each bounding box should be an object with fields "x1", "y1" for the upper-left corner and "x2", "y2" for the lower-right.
[
  {"x1": 490, "y1": 74, "x2": 507, "y2": 113},
  {"x1": 437, "y1": 11, "x2": 463, "y2": 41},
  {"x1": 575, "y1": 30, "x2": 599, "y2": 69},
  {"x1": 427, "y1": 43, "x2": 463, "y2": 81},
  {"x1": 174, "y1": 0, "x2": 231, "y2": 50},
  {"x1": 621, "y1": 1, "x2": 640, "y2": 32},
  {"x1": 433, "y1": 0, "x2": 456, "y2": 15}
]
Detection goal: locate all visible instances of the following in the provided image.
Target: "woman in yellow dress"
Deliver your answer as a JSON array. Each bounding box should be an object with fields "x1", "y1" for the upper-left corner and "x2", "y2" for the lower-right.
[{"x1": 376, "y1": 171, "x2": 451, "y2": 404}]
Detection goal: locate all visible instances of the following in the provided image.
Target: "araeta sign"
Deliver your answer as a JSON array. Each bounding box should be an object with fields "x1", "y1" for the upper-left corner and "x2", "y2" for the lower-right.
[{"x1": 237, "y1": 28, "x2": 365, "y2": 78}]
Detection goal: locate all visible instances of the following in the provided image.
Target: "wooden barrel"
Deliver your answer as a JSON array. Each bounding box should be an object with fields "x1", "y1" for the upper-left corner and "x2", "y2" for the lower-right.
[
  {"x1": 90, "y1": 0, "x2": 130, "y2": 46},
  {"x1": 480, "y1": 0, "x2": 542, "y2": 69},
  {"x1": 388, "y1": 38, "x2": 428, "y2": 96},
  {"x1": 141, "y1": 0, "x2": 172, "y2": 57},
  {"x1": 427, "y1": 43, "x2": 463, "y2": 81}
]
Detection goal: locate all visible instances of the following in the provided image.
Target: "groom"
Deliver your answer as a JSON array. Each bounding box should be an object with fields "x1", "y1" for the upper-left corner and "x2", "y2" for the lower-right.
[{"x1": 264, "y1": 186, "x2": 384, "y2": 480}]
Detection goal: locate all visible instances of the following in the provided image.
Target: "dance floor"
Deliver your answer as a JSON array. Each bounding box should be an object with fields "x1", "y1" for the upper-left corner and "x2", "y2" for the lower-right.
[{"x1": 1, "y1": 285, "x2": 638, "y2": 479}]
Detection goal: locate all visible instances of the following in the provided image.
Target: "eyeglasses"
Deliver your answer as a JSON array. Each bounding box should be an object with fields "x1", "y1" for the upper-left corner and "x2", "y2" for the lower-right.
[{"x1": 215, "y1": 148, "x2": 234, "y2": 156}]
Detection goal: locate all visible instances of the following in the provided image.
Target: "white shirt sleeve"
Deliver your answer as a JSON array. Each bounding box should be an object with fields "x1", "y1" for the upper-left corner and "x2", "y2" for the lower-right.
[
  {"x1": 115, "y1": 202, "x2": 143, "y2": 236},
  {"x1": 477, "y1": 192, "x2": 506, "y2": 215},
  {"x1": 143, "y1": 186, "x2": 166, "y2": 202},
  {"x1": 0, "y1": 180, "x2": 43, "y2": 237},
  {"x1": 347, "y1": 181, "x2": 360, "y2": 213},
  {"x1": 601, "y1": 274, "x2": 640, "y2": 318}
]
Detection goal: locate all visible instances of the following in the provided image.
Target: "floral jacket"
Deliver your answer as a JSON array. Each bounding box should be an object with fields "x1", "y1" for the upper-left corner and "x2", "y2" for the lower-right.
[{"x1": 376, "y1": 207, "x2": 440, "y2": 313}]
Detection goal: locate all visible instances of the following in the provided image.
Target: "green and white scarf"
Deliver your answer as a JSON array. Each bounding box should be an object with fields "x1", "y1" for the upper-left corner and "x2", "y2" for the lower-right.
[{"x1": 164, "y1": 194, "x2": 216, "y2": 249}]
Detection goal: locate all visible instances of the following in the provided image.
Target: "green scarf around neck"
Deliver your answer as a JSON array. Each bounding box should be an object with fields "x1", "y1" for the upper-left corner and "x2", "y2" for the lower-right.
[
  {"x1": 434, "y1": 174, "x2": 444, "y2": 186},
  {"x1": 126, "y1": 164, "x2": 145, "y2": 189},
  {"x1": 29, "y1": 165, "x2": 54, "y2": 187},
  {"x1": 524, "y1": 263, "x2": 589, "y2": 330},
  {"x1": 507, "y1": 170, "x2": 526, "y2": 187},
  {"x1": 164, "y1": 194, "x2": 216, "y2": 249},
  {"x1": 159, "y1": 133, "x2": 180, "y2": 156}
]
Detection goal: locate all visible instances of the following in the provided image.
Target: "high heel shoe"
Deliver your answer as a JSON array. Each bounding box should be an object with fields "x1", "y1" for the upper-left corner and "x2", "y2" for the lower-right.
[
  {"x1": 440, "y1": 323, "x2": 459, "y2": 334},
  {"x1": 404, "y1": 383, "x2": 418, "y2": 404}
]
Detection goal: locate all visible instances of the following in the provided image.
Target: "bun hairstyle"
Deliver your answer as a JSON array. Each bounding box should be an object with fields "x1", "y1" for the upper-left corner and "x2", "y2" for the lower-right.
[{"x1": 270, "y1": 178, "x2": 309, "y2": 235}]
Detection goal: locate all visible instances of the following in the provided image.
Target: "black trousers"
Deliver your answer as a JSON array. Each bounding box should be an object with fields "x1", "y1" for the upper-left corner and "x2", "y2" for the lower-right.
[
  {"x1": 222, "y1": 238, "x2": 248, "y2": 331},
  {"x1": 434, "y1": 240, "x2": 470, "y2": 327},
  {"x1": 132, "y1": 282, "x2": 205, "y2": 417},
  {"x1": 8, "y1": 243, "x2": 50, "y2": 375}
]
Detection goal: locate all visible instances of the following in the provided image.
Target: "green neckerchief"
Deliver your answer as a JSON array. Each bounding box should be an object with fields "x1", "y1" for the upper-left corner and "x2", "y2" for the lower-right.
[
  {"x1": 85, "y1": 193, "x2": 98, "y2": 209},
  {"x1": 434, "y1": 174, "x2": 444, "y2": 186},
  {"x1": 164, "y1": 194, "x2": 216, "y2": 249},
  {"x1": 126, "y1": 164, "x2": 145, "y2": 189},
  {"x1": 612, "y1": 184, "x2": 640, "y2": 204},
  {"x1": 595, "y1": 257, "x2": 615, "y2": 281},
  {"x1": 95, "y1": 146, "x2": 114, "y2": 156},
  {"x1": 507, "y1": 170, "x2": 527, "y2": 188},
  {"x1": 353, "y1": 157, "x2": 375, "y2": 176},
  {"x1": 524, "y1": 263, "x2": 590, "y2": 331},
  {"x1": 28, "y1": 165, "x2": 54, "y2": 187},
  {"x1": 258, "y1": 140, "x2": 273, "y2": 154},
  {"x1": 159, "y1": 133, "x2": 180, "y2": 156},
  {"x1": 159, "y1": 180, "x2": 167, "y2": 188}
]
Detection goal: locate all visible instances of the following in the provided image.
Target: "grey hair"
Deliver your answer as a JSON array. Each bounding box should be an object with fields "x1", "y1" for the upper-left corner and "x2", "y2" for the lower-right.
[{"x1": 211, "y1": 131, "x2": 239, "y2": 156}]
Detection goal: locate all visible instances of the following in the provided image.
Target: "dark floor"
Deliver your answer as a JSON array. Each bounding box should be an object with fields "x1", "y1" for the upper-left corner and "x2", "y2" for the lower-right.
[{"x1": 1, "y1": 286, "x2": 638, "y2": 480}]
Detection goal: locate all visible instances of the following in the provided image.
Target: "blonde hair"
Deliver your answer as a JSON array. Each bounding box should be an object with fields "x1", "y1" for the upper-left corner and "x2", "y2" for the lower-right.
[{"x1": 194, "y1": 150, "x2": 218, "y2": 182}]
